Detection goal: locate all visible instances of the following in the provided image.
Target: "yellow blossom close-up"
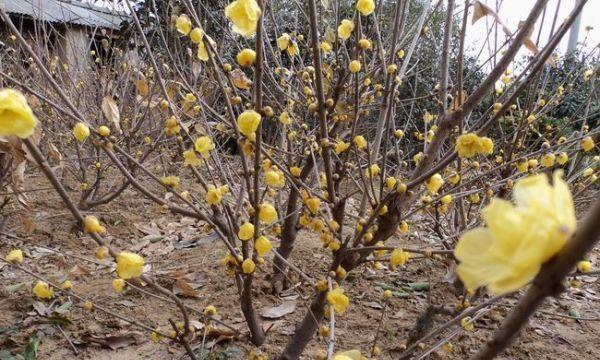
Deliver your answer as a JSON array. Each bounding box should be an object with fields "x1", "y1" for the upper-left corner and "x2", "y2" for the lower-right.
[
  {"x1": 0, "y1": 88, "x2": 38, "y2": 139},
  {"x1": 454, "y1": 172, "x2": 576, "y2": 295}
]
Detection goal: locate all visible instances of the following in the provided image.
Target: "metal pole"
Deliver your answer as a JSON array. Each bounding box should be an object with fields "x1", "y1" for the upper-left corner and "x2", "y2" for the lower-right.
[{"x1": 567, "y1": 0, "x2": 584, "y2": 53}]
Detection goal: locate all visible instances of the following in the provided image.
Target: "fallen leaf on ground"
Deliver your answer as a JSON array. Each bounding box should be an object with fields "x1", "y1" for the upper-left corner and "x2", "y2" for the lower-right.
[{"x1": 261, "y1": 301, "x2": 296, "y2": 319}]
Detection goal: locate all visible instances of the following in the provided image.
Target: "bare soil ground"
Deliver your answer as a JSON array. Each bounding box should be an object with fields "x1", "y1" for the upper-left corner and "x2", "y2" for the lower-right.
[{"x1": 1, "y1": 172, "x2": 599, "y2": 359}]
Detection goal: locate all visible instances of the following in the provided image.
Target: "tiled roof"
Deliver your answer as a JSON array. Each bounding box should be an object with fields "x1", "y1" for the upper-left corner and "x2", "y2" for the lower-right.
[{"x1": 0, "y1": 0, "x2": 130, "y2": 30}]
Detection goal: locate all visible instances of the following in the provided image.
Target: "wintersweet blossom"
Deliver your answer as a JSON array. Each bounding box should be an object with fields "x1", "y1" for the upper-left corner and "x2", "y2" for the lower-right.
[
  {"x1": 225, "y1": 0, "x2": 262, "y2": 37},
  {"x1": 175, "y1": 14, "x2": 192, "y2": 35},
  {"x1": 237, "y1": 110, "x2": 261, "y2": 140},
  {"x1": 348, "y1": 60, "x2": 361, "y2": 73},
  {"x1": 189, "y1": 27, "x2": 204, "y2": 43},
  {"x1": 581, "y1": 136, "x2": 595, "y2": 152},
  {"x1": 425, "y1": 173, "x2": 444, "y2": 194},
  {"x1": 73, "y1": 122, "x2": 90, "y2": 142},
  {"x1": 356, "y1": 0, "x2": 375, "y2": 16},
  {"x1": 83, "y1": 215, "x2": 106, "y2": 234},
  {"x1": 242, "y1": 258, "x2": 255, "y2": 274},
  {"x1": 183, "y1": 150, "x2": 201, "y2": 166},
  {"x1": 112, "y1": 278, "x2": 126, "y2": 293},
  {"x1": 337, "y1": 19, "x2": 354, "y2": 40},
  {"x1": 454, "y1": 172, "x2": 576, "y2": 295},
  {"x1": 305, "y1": 197, "x2": 321, "y2": 214},
  {"x1": 259, "y1": 203, "x2": 277, "y2": 223},
  {"x1": 455, "y1": 133, "x2": 494, "y2": 158},
  {"x1": 5, "y1": 249, "x2": 23, "y2": 264},
  {"x1": 236, "y1": 48, "x2": 256, "y2": 67},
  {"x1": 116, "y1": 252, "x2": 145, "y2": 279},
  {"x1": 238, "y1": 222, "x2": 254, "y2": 240},
  {"x1": 194, "y1": 136, "x2": 215, "y2": 158},
  {"x1": 254, "y1": 235, "x2": 272, "y2": 256},
  {"x1": 390, "y1": 248, "x2": 410, "y2": 269},
  {"x1": 33, "y1": 281, "x2": 53, "y2": 299},
  {"x1": 353, "y1": 135, "x2": 367, "y2": 149},
  {"x1": 327, "y1": 288, "x2": 350, "y2": 313},
  {"x1": 0, "y1": 89, "x2": 38, "y2": 139}
]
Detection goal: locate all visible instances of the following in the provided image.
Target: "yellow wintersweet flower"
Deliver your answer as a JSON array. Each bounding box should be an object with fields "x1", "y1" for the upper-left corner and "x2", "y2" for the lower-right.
[
  {"x1": 353, "y1": 135, "x2": 367, "y2": 150},
  {"x1": 356, "y1": 0, "x2": 375, "y2": 16},
  {"x1": 337, "y1": 19, "x2": 355, "y2": 41},
  {"x1": 83, "y1": 215, "x2": 106, "y2": 234},
  {"x1": 425, "y1": 173, "x2": 444, "y2": 194},
  {"x1": 0, "y1": 89, "x2": 38, "y2": 139},
  {"x1": 265, "y1": 169, "x2": 285, "y2": 187},
  {"x1": 454, "y1": 172, "x2": 576, "y2": 295},
  {"x1": 5, "y1": 249, "x2": 23, "y2": 264},
  {"x1": 73, "y1": 122, "x2": 90, "y2": 142},
  {"x1": 242, "y1": 258, "x2": 255, "y2": 274},
  {"x1": 183, "y1": 149, "x2": 201, "y2": 166},
  {"x1": 290, "y1": 166, "x2": 302, "y2": 177},
  {"x1": 97, "y1": 125, "x2": 110, "y2": 137},
  {"x1": 204, "y1": 305, "x2": 217, "y2": 315},
  {"x1": 205, "y1": 185, "x2": 223, "y2": 205},
  {"x1": 255, "y1": 235, "x2": 272, "y2": 256},
  {"x1": 279, "y1": 111, "x2": 292, "y2": 125},
  {"x1": 335, "y1": 140, "x2": 350, "y2": 154},
  {"x1": 390, "y1": 248, "x2": 410, "y2": 269},
  {"x1": 238, "y1": 222, "x2": 254, "y2": 240},
  {"x1": 461, "y1": 317, "x2": 475, "y2": 331},
  {"x1": 189, "y1": 27, "x2": 204, "y2": 43},
  {"x1": 480, "y1": 137, "x2": 494, "y2": 155},
  {"x1": 277, "y1": 33, "x2": 291, "y2": 51},
  {"x1": 112, "y1": 278, "x2": 126, "y2": 293},
  {"x1": 332, "y1": 350, "x2": 363, "y2": 360},
  {"x1": 259, "y1": 203, "x2": 278, "y2": 223},
  {"x1": 348, "y1": 60, "x2": 361, "y2": 73},
  {"x1": 197, "y1": 42, "x2": 209, "y2": 61},
  {"x1": 320, "y1": 41, "x2": 332, "y2": 54},
  {"x1": 455, "y1": 133, "x2": 482, "y2": 158},
  {"x1": 581, "y1": 136, "x2": 595, "y2": 152},
  {"x1": 385, "y1": 177, "x2": 397, "y2": 190},
  {"x1": 516, "y1": 160, "x2": 529, "y2": 173},
  {"x1": 95, "y1": 246, "x2": 108, "y2": 260},
  {"x1": 33, "y1": 281, "x2": 53, "y2": 299},
  {"x1": 161, "y1": 176, "x2": 180, "y2": 189},
  {"x1": 194, "y1": 136, "x2": 215, "y2": 158},
  {"x1": 557, "y1": 152, "x2": 569, "y2": 165},
  {"x1": 116, "y1": 251, "x2": 145, "y2": 279},
  {"x1": 236, "y1": 48, "x2": 256, "y2": 68},
  {"x1": 237, "y1": 110, "x2": 261, "y2": 140},
  {"x1": 225, "y1": 0, "x2": 262, "y2": 38},
  {"x1": 413, "y1": 152, "x2": 423, "y2": 165},
  {"x1": 60, "y1": 280, "x2": 72, "y2": 290},
  {"x1": 577, "y1": 260, "x2": 592, "y2": 273},
  {"x1": 305, "y1": 197, "x2": 321, "y2": 214},
  {"x1": 358, "y1": 38, "x2": 372, "y2": 50},
  {"x1": 175, "y1": 14, "x2": 192, "y2": 35},
  {"x1": 541, "y1": 153, "x2": 555, "y2": 168},
  {"x1": 327, "y1": 288, "x2": 349, "y2": 313},
  {"x1": 441, "y1": 194, "x2": 453, "y2": 204},
  {"x1": 365, "y1": 164, "x2": 380, "y2": 178}
]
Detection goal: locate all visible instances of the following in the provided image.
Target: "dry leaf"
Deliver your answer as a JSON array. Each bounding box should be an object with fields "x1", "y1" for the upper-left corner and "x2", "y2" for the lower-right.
[
  {"x1": 472, "y1": 1, "x2": 537, "y2": 54},
  {"x1": 47, "y1": 142, "x2": 62, "y2": 162},
  {"x1": 69, "y1": 264, "x2": 90, "y2": 278},
  {"x1": 261, "y1": 301, "x2": 296, "y2": 319},
  {"x1": 472, "y1": 1, "x2": 492, "y2": 25},
  {"x1": 231, "y1": 69, "x2": 252, "y2": 90},
  {"x1": 523, "y1": 37, "x2": 539, "y2": 54},
  {"x1": 173, "y1": 278, "x2": 201, "y2": 298},
  {"x1": 135, "y1": 72, "x2": 149, "y2": 96},
  {"x1": 81, "y1": 332, "x2": 145, "y2": 350},
  {"x1": 101, "y1": 96, "x2": 122, "y2": 134}
]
